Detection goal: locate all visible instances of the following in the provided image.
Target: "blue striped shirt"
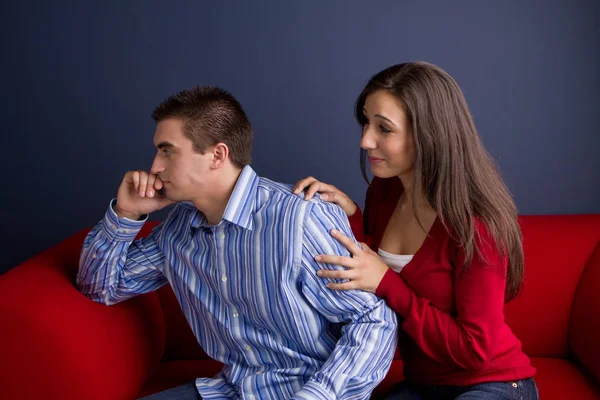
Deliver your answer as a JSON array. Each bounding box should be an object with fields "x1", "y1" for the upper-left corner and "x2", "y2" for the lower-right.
[{"x1": 77, "y1": 166, "x2": 397, "y2": 400}]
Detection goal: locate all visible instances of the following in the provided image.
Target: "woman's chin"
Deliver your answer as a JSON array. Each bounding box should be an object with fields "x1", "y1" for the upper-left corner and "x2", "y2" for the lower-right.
[{"x1": 370, "y1": 166, "x2": 397, "y2": 179}]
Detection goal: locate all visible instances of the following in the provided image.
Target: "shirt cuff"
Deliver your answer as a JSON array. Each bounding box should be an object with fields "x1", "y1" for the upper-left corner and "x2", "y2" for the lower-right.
[{"x1": 101, "y1": 199, "x2": 148, "y2": 241}]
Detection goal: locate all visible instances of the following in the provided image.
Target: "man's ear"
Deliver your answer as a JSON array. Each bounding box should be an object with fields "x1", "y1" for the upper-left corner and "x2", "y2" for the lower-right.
[{"x1": 210, "y1": 142, "x2": 229, "y2": 169}]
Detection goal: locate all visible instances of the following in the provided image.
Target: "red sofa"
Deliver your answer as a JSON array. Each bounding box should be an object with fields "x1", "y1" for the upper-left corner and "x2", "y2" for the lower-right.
[{"x1": 1, "y1": 215, "x2": 599, "y2": 399}]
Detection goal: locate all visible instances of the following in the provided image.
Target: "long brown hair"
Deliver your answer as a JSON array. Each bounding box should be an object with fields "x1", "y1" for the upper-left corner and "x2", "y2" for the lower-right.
[{"x1": 356, "y1": 62, "x2": 523, "y2": 301}]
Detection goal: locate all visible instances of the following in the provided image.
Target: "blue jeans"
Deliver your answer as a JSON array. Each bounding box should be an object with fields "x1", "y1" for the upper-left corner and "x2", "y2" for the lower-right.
[
  {"x1": 385, "y1": 378, "x2": 539, "y2": 400},
  {"x1": 138, "y1": 381, "x2": 202, "y2": 400}
]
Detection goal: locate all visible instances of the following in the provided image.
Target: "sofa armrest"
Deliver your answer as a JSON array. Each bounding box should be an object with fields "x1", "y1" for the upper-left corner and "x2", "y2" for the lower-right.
[
  {"x1": 570, "y1": 242, "x2": 600, "y2": 384},
  {"x1": 0, "y1": 228, "x2": 167, "y2": 400}
]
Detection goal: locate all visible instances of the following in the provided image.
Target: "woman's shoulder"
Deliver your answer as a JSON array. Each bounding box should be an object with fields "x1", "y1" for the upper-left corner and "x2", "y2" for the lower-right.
[
  {"x1": 445, "y1": 216, "x2": 506, "y2": 267},
  {"x1": 472, "y1": 217, "x2": 498, "y2": 245},
  {"x1": 443, "y1": 216, "x2": 495, "y2": 241}
]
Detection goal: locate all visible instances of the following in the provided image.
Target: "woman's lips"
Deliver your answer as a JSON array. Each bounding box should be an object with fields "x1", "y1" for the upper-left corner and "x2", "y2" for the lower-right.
[{"x1": 368, "y1": 157, "x2": 385, "y2": 164}]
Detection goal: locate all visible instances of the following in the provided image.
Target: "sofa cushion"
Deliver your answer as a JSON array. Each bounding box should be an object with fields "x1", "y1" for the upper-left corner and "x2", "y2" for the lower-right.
[
  {"x1": 372, "y1": 357, "x2": 600, "y2": 399},
  {"x1": 531, "y1": 357, "x2": 600, "y2": 399}
]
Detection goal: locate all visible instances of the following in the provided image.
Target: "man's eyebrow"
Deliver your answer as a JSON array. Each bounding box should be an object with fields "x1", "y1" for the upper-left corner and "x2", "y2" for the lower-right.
[{"x1": 156, "y1": 141, "x2": 175, "y2": 150}]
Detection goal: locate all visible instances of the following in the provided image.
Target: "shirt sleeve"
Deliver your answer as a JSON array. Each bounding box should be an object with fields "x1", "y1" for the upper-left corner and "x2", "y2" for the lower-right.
[
  {"x1": 375, "y1": 220, "x2": 507, "y2": 370},
  {"x1": 76, "y1": 199, "x2": 168, "y2": 305},
  {"x1": 292, "y1": 200, "x2": 398, "y2": 400}
]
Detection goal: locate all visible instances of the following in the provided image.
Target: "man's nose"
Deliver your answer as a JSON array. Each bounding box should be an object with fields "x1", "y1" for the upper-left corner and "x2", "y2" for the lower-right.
[{"x1": 150, "y1": 154, "x2": 164, "y2": 175}]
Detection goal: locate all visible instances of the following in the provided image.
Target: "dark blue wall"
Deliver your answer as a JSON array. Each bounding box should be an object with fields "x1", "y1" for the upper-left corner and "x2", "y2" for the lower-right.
[{"x1": 2, "y1": 1, "x2": 599, "y2": 274}]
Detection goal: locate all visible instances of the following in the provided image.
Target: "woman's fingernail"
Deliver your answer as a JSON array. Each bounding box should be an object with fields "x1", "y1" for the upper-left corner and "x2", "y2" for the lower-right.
[
  {"x1": 315, "y1": 255, "x2": 322, "y2": 261},
  {"x1": 139, "y1": 191, "x2": 145, "y2": 198},
  {"x1": 148, "y1": 190, "x2": 154, "y2": 197},
  {"x1": 322, "y1": 194, "x2": 328, "y2": 200},
  {"x1": 317, "y1": 270, "x2": 323, "y2": 276},
  {"x1": 331, "y1": 229, "x2": 338, "y2": 235}
]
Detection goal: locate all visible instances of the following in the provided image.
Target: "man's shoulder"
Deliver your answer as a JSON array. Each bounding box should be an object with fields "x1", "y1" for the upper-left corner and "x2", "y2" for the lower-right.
[
  {"x1": 256, "y1": 176, "x2": 296, "y2": 198},
  {"x1": 255, "y1": 176, "x2": 306, "y2": 207},
  {"x1": 256, "y1": 176, "x2": 345, "y2": 217}
]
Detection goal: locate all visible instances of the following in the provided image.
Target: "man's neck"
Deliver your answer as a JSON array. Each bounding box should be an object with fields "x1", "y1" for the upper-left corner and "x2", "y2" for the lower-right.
[{"x1": 192, "y1": 167, "x2": 243, "y2": 226}]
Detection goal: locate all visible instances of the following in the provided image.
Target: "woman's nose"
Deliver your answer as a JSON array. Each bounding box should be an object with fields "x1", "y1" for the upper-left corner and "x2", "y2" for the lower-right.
[{"x1": 360, "y1": 127, "x2": 376, "y2": 149}]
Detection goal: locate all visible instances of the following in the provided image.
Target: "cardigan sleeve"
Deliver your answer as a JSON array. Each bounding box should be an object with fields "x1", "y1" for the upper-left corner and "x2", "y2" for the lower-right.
[{"x1": 375, "y1": 220, "x2": 507, "y2": 371}]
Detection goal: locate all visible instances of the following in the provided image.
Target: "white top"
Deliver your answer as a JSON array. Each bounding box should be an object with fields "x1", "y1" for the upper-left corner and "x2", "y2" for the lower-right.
[{"x1": 377, "y1": 248, "x2": 414, "y2": 273}]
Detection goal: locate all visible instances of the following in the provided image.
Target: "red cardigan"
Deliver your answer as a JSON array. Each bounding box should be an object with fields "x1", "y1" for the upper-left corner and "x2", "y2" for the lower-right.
[{"x1": 348, "y1": 176, "x2": 536, "y2": 386}]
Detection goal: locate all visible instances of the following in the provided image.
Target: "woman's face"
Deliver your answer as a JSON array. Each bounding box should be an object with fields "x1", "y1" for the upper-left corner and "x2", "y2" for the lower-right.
[{"x1": 360, "y1": 90, "x2": 415, "y2": 180}]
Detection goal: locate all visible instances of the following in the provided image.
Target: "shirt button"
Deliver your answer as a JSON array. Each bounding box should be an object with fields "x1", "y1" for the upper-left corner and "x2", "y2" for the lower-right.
[
  {"x1": 221, "y1": 275, "x2": 228, "y2": 282},
  {"x1": 219, "y1": 233, "x2": 225, "y2": 239},
  {"x1": 512, "y1": 382, "x2": 518, "y2": 388},
  {"x1": 245, "y1": 345, "x2": 251, "y2": 351},
  {"x1": 248, "y1": 395, "x2": 255, "y2": 400},
  {"x1": 233, "y1": 312, "x2": 239, "y2": 318},
  {"x1": 123, "y1": 229, "x2": 130, "y2": 233}
]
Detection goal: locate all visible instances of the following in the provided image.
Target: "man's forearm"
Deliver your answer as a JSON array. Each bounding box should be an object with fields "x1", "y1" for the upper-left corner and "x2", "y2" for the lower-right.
[
  {"x1": 77, "y1": 200, "x2": 163, "y2": 305},
  {"x1": 293, "y1": 300, "x2": 398, "y2": 400}
]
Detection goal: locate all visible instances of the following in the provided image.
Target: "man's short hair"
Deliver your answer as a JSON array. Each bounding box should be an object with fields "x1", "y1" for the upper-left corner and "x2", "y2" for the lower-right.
[{"x1": 152, "y1": 86, "x2": 253, "y2": 167}]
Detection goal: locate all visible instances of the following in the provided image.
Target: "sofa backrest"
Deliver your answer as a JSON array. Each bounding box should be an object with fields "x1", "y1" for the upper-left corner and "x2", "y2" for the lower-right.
[
  {"x1": 152, "y1": 215, "x2": 600, "y2": 362},
  {"x1": 504, "y1": 215, "x2": 600, "y2": 358},
  {"x1": 569, "y1": 241, "x2": 600, "y2": 382}
]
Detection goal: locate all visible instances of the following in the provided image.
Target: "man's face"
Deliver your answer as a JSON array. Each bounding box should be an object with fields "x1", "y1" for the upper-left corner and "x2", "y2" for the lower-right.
[{"x1": 151, "y1": 119, "x2": 213, "y2": 202}]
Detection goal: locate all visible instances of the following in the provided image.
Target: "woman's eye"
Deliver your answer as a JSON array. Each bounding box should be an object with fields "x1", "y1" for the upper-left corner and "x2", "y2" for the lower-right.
[{"x1": 380, "y1": 124, "x2": 392, "y2": 133}]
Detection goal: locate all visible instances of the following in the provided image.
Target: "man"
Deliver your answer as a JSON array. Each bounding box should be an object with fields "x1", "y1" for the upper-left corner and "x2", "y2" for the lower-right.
[{"x1": 77, "y1": 86, "x2": 397, "y2": 400}]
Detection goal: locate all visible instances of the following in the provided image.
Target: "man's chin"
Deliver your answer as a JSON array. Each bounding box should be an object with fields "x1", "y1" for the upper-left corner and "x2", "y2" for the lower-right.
[
  {"x1": 161, "y1": 189, "x2": 176, "y2": 201},
  {"x1": 163, "y1": 190, "x2": 186, "y2": 203}
]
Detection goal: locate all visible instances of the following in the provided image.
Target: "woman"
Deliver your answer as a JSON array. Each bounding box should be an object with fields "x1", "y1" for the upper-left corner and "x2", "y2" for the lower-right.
[{"x1": 293, "y1": 62, "x2": 538, "y2": 399}]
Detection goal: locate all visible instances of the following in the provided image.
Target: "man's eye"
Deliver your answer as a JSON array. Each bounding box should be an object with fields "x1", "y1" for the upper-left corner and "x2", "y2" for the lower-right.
[{"x1": 163, "y1": 150, "x2": 172, "y2": 156}]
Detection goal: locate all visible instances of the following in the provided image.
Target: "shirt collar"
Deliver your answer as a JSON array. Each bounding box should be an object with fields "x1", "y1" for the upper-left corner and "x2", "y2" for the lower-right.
[{"x1": 189, "y1": 165, "x2": 258, "y2": 231}]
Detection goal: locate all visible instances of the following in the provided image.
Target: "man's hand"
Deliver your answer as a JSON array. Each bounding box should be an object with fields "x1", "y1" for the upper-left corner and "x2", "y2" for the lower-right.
[{"x1": 114, "y1": 171, "x2": 175, "y2": 220}]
